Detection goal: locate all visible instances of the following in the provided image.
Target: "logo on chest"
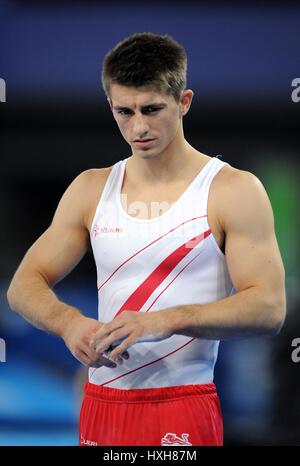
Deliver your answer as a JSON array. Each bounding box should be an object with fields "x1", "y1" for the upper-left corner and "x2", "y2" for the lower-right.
[{"x1": 92, "y1": 224, "x2": 123, "y2": 237}]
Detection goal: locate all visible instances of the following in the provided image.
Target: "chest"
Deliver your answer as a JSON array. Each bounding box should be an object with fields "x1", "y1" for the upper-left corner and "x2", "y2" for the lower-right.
[
  {"x1": 119, "y1": 181, "x2": 224, "y2": 252},
  {"x1": 120, "y1": 183, "x2": 183, "y2": 219}
]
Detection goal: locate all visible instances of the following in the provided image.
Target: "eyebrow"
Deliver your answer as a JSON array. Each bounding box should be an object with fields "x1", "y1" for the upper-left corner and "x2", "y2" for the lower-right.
[{"x1": 113, "y1": 102, "x2": 167, "y2": 111}]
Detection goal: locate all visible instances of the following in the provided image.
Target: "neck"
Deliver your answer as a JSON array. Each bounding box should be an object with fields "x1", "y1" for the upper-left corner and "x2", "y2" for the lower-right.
[{"x1": 128, "y1": 135, "x2": 204, "y2": 185}]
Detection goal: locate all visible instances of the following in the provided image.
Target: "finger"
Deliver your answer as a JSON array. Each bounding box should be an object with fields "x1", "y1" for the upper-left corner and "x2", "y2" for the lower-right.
[
  {"x1": 102, "y1": 346, "x2": 120, "y2": 363},
  {"x1": 122, "y1": 350, "x2": 130, "y2": 360},
  {"x1": 90, "y1": 320, "x2": 125, "y2": 348},
  {"x1": 72, "y1": 350, "x2": 92, "y2": 367},
  {"x1": 82, "y1": 343, "x2": 118, "y2": 368},
  {"x1": 89, "y1": 325, "x2": 115, "y2": 347},
  {"x1": 95, "y1": 330, "x2": 128, "y2": 354},
  {"x1": 83, "y1": 342, "x2": 103, "y2": 363},
  {"x1": 109, "y1": 335, "x2": 137, "y2": 361},
  {"x1": 103, "y1": 346, "x2": 129, "y2": 365},
  {"x1": 89, "y1": 355, "x2": 117, "y2": 368}
]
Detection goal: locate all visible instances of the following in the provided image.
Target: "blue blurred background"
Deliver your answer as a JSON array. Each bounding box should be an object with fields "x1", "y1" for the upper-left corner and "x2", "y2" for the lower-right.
[{"x1": 1, "y1": 0, "x2": 299, "y2": 445}]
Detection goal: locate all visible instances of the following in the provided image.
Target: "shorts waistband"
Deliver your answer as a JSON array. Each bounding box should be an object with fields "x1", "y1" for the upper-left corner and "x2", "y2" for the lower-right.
[{"x1": 84, "y1": 382, "x2": 217, "y2": 403}]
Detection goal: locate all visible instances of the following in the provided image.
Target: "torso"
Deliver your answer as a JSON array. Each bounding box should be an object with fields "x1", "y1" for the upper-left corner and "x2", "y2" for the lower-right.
[{"x1": 85, "y1": 156, "x2": 233, "y2": 255}]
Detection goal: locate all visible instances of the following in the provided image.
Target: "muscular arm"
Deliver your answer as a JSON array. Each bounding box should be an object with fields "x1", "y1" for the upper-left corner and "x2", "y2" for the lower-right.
[
  {"x1": 91, "y1": 169, "x2": 286, "y2": 361},
  {"x1": 171, "y1": 169, "x2": 286, "y2": 339},
  {"x1": 7, "y1": 169, "x2": 125, "y2": 367},
  {"x1": 7, "y1": 170, "x2": 91, "y2": 336}
]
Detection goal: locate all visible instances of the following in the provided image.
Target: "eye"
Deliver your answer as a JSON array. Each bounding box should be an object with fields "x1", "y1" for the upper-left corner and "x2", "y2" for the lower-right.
[
  {"x1": 144, "y1": 107, "x2": 160, "y2": 113},
  {"x1": 118, "y1": 109, "x2": 132, "y2": 116}
]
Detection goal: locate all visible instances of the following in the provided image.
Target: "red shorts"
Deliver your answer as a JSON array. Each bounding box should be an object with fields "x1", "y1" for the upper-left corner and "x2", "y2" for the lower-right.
[{"x1": 79, "y1": 382, "x2": 223, "y2": 446}]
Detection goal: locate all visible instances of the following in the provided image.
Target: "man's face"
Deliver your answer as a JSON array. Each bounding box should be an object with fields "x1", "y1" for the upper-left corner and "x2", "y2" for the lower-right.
[{"x1": 108, "y1": 84, "x2": 183, "y2": 159}]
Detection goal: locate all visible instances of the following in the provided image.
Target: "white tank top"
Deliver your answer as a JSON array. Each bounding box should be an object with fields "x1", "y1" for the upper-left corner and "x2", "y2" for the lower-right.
[{"x1": 89, "y1": 155, "x2": 234, "y2": 388}]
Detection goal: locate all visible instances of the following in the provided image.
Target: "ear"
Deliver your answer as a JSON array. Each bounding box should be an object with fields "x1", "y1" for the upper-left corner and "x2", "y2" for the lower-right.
[{"x1": 180, "y1": 89, "x2": 194, "y2": 116}]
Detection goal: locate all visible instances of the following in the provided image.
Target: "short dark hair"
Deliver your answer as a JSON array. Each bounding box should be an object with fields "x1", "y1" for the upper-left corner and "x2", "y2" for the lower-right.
[{"x1": 101, "y1": 32, "x2": 187, "y2": 103}]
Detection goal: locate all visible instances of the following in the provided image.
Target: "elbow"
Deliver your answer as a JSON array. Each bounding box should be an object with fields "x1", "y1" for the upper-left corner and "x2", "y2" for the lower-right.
[
  {"x1": 7, "y1": 274, "x2": 24, "y2": 312},
  {"x1": 269, "y1": 315, "x2": 285, "y2": 336},
  {"x1": 7, "y1": 281, "x2": 17, "y2": 311},
  {"x1": 267, "y1": 297, "x2": 286, "y2": 337}
]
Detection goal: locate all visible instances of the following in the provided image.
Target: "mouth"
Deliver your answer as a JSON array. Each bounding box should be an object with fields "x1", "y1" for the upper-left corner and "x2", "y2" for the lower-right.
[{"x1": 133, "y1": 139, "x2": 156, "y2": 148}]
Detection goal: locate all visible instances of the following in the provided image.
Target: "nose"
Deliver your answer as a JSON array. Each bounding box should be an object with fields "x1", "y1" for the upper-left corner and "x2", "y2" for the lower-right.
[{"x1": 132, "y1": 113, "x2": 150, "y2": 138}]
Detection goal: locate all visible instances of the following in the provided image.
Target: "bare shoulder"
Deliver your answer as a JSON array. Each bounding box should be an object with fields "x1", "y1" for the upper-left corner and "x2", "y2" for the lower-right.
[
  {"x1": 212, "y1": 164, "x2": 274, "y2": 231},
  {"x1": 74, "y1": 166, "x2": 112, "y2": 186},
  {"x1": 77, "y1": 166, "x2": 113, "y2": 232},
  {"x1": 52, "y1": 166, "x2": 113, "y2": 232},
  {"x1": 213, "y1": 164, "x2": 266, "y2": 198}
]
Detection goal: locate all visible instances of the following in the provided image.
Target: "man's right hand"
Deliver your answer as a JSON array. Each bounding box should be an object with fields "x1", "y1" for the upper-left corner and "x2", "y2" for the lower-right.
[{"x1": 61, "y1": 314, "x2": 129, "y2": 368}]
